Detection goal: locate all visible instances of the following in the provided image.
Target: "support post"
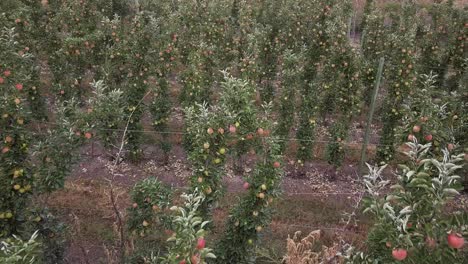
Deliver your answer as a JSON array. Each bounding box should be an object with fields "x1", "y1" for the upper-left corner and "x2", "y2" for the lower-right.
[{"x1": 359, "y1": 57, "x2": 385, "y2": 175}]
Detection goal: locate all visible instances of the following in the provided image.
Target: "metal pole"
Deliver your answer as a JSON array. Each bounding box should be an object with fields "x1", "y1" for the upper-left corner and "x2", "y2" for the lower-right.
[{"x1": 359, "y1": 57, "x2": 385, "y2": 175}]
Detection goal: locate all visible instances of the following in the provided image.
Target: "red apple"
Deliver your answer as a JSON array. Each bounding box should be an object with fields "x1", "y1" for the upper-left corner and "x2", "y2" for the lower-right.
[
  {"x1": 207, "y1": 127, "x2": 214, "y2": 135},
  {"x1": 191, "y1": 255, "x2": 199, "y2": 264},
  {"x1": 196, "y1": 237, "x2": 206, "y2": 250},
  {"x1": 407, "y1": 134, "x2": 415, "y2": 141},
  {"x1": 425, "y1": 237, "x2": 436, "y2": 249},
  {"x1": 3, "y1": 70, "x2": 11, "y2": 77},
  {"x1": 246, "y1": 134, "x2": 253, "y2": 140},
  {"x1": 15, "y1": 83, "x2": 23, "y2": 91},
  {"x1": 273, "y1": 161, "x2": 281, "y2": 168},
  {"x1": 85, "y1": 132, "x2": 92, "y2": 139},
  {"x1": 424, "y1": 134, "x2": 433, "y2": 141},
  {"x1": 243, "y1": 182, "x2": 249, "y2": 189},
  {"x1": 392, "y1": 248, "x2": 407, "y2": 261},
  {"x1": 217, "y1": 128, "x2": 224, "y2": 134},
  {"x1": 0, "y1": 77, "x2": 4, "y2": 84},
  {"x1": 447, "y1": 143, "x2": 454, "y2": 151},
  {"x1": 179, "y1": 261, "x2": 186, "y2": 264},
  {"x1": 257, "y1": 128, "x2": 264, "y2": 136},
  {"x1": 412, "y1": 125, "x2": 421, "y2": 133},
  {"x1": 447, "y1": 233, "x2": 464, "y2": 249},
  {"x1": 229, "y1": 125, "x2": 236, "y2": 133}
]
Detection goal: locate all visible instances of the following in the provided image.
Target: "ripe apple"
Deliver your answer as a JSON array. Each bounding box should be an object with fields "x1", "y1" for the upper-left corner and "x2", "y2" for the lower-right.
[
  {"x1": 256, "y1": 226, "x2": 263, "y2": 232},
  {"x1": 407, "y1": 134, "x2": 415, "y2": 141},
  {"x1": 243, "y1": 182, "x2": 249, "y2": 189},
  {"x1": 179, "y1": 260, "x2": 186, "y2": 264},
  {"x1": 2, "y1": 147, "x2": 9, "y2": 153},
  {"x1": 190, "y1": 255, "x2": 199, "y2": 264},
  {"x1": 425, "y1": 237, "x2": 436, "y2": 249},
  {"x1": 258, "y1": 192, "x2": 265, "y2": 199},
  {"x1": 229, "y1": 125, "x2": 236, "y2": 133},
  {"x1": 142, "y1": 220, "x2": 149, "y2": 227},
  {"x1": 197, "y1": 177, "x2": 203, "y2": 183},
  {"x1": 447, "y1": 143, "x2": 454, "y2": 151},
  {"x1": 424, "y1": 134, "x2": 433, "y2": 141},
  {"x1": 218, "y1": 128, "x2": 224, "y2": 134},
  {"x1": 0, "y1": 77, "x2": 4, "y2": 84},
  {"x1": 257, "y1": 128, "x2": 264, "y2": 136},
  {"x1": 447, "y1": 233, "x2": 464, "y2": 249},
  {"x1": 392, "y1": 248, "x2": 407, "y2": 261},
  {"x1": 273, "y1": 161, "x2": 281, "y2": 168},
  {"x1": 412, "y1": 125, "x2": 421, "y2": 133},
  {"x1": 246, "y1": 134, "x2": 253, "y2": 140},
  {"x1": 15, "y1": 83, "x2": 23, "y2": 91},
  {"x1": 4, "y1": 70, "x2": 11, "y2": 77},
  {"x1": 207, "y1": 127, "x2": 214, "y2": 135},
  {"x1": 132, "y1": 203, "x2": 138, "y2": 208},
  {"x1": 85, "y1": 132, "x2": 92, "y2": 139},
  {"x1": 196, "y1": 237, "x2": 206, "y2": 250},
  {"x1": 13, "y1": 184, "x2": 21, "y2": 190},
  {"x1": 5, "y1": 136, "x2": 13, "y2": 143}
]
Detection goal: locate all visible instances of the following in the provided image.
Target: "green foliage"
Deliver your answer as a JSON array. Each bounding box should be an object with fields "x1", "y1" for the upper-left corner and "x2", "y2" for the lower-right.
[
  {"x1": 127, "y1": 177, "x2": 173, "y2": 237},
  {"x1": 0, "y1": 231, "x2": 42, "y2": 264},
  {"x1": 355, "y1": 142, "x2": 467, "y2": 263},
  {"x1": 163, "y1": 190, "x2": 216, "y2": 264}
]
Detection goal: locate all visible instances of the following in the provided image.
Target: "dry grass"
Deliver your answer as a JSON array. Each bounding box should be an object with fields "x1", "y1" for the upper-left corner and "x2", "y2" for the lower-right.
[{"x1": 283, "y1": 230, "x2": 344, "y2": 264}]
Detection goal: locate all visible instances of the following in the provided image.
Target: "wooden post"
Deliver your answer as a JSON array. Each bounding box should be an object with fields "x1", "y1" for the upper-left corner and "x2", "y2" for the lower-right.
[{"x1": 359, "y1": 57, "x2": 385, "y2": 175}]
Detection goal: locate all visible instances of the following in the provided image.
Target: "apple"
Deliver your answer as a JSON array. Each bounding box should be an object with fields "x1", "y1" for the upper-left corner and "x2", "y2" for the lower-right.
[
  {"x1": 407, "y1": 134, "x2": 415, "y2": 141},
  {"x1": 142, "y1": 220, "x2": 149, "y2": 227},
  {"x1": 5, "y1": 136, "x2": 13, "y2": 143},
  {"x1": 257, "y1": 192, "x2": 265, "y2": 199},
  {"x1": 425, "y1": 237, "x2": 436, "y2": 249},
  {"x1": 243, "y1": 182, "x2": 249, "y2": 189},
  {"x1": 152, "y1": 205, "x2": 159, "y2": 211},
  {"x1": 412, "y1": 125, "x2": 421, "y2": 133},
  {"x1": 256, "y1": 226, "x2": 263, "y2": 232},
  {"x1": 392, "y1": 248, "x2": 407, "y2": 261},
  {"x1": 3, "y1": 70, "x2": 11, "y2": 77},
  {"x1": 197, "y1": 177, "x2": 203, "y2": 183},
  {"x1": 447, "y1": 233, "x2": 464, "y2": 249},
  {"x1": 273, "y1": 161, "x2": 281, "y2": 168},
  {"x1": 13, "y1": 184, "x2": 21, "y2": 190},
  {"x1": 219, "y1": 148, "x2": 226, "y2": 155},
  {"x1": 257, "y1": 128, "x2": 264, "y2": 136},
  {"x1": 85, "y1": 132, "x2": 92, "y2": 139},
  {"x1": 196, "y1": 237, "x2": 206, "y2": 250},
  {"x1": 190, "y1": 255, "x2": 199, "y2": 264},
  {"x1": 14, "y1": 98, "x2": 21, "y2": 105},
  {"x1": 15, "y1": 83, "x2": 23, "y2": 91},
  {"x1": 132, "y1": 203, "x2": 138, "y2": 208},
  {"x1": 261, "y1": 184, "x2": 267, "y2": 190},
  {"x1": 447, "y1": 143, "x2": 454, "y2": 151},
  {"x1": 386, "y1": 241, "x2": 392, "y2": 248},
  {"x1": 229, "y1": 125, "x2": 236, "y2": 133},
  {"x1": 207, "y1": 127, "x2": 214, "y2": 134},
  {"x1": 179, "y1": 260, "x2": 186, "y2": 264},
  {"x1": 203, "y1": 142, "x2": 210, "y2": 149},
  {"x1": 246, "y1": 134, "x2": 253, "y2": 140},
  {"x1": 0, "y1": 77, "x2": 4, "y2": 84},
  {"x1": 218, "y1": 128, "x2": 224, "y2": 134},
  {"x1": 424, "y1": 134, "x2": 433, "y2": 141}
]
